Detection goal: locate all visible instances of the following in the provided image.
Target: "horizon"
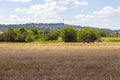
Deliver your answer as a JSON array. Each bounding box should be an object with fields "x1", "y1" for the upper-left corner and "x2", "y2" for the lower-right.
[{"x1": 0, "y1": 0, "x2": 120, "y2": 30}]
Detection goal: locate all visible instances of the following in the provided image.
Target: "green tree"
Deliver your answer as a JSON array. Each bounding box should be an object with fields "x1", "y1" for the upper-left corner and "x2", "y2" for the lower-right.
[
  {"x1": 31, "y1": 28, "x2": 38, "y2": 35},
  {"x1": 61, "y1": 27, "x2": 77, "y2": 42},
  {"x1": 98, "y1": 30, "x2": 107, "y2": 37},
  {"x1": 0, "y1": 34, "x2": 5, "y2": 42},
  {"x1": 78, "y1": 29, "x2": 100, "y2": 42},
  {"x1": 18, "y1": 27, "x2": 27, "y2": 34},
  {"x1": 38, "y1": 30, "x2": 44, "y2": 39},
  {"x1": 25, "y1": 30, "x2": 35, "y2": 42},
  {"x1": 4, "y1": 27, "x2": 16, "y2": 42},
  {"x1": 16, "y1": 27, "x2": 27, "y2": 42},
  {"x1": 45, "y1": 30, "x2": 60, "y2": 41}
]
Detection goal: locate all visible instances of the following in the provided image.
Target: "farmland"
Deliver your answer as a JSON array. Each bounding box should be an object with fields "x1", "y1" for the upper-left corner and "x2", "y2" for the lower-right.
[
  {"x1": 0, "y1": 43, "x2": 120, "y2": 80},
  {"x1": 101, "y1": 37, "x2": 120, "y2": 42}
]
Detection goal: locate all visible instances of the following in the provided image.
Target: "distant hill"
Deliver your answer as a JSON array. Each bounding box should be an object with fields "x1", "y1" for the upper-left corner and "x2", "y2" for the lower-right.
[
  {"x1": 0, "y1": 23, "x2": 66, "y2": 31},
  {"x1": 0, "y1": 23, "x2": 120, "y2": 33}
]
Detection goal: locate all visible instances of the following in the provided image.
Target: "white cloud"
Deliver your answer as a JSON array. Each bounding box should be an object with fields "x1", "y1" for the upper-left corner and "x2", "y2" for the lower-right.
[
  {"x1": 74, "y1": 6, "x2": 120, "y2": 29},
  {"x1": 45, "y1": 0, "x2": 88, "y2": 7},
  {"x1": 0, "y1": 15, "x2": 33, "y2": 24},
  {"x1": 10, "y1": 15, "x2": 17, "y2": 18},
  {"x1": 0, "y1": 0, "x2": 88, "y2": 24},
  {"x1": 75, "y1": 6, "x2": 120, "y2": 25},
  {"x1": 75, "y1": 14, "x2": 94, "y2": 21},
  {"x1": 93, "y1": 6, "x2": 120, "y2": 17},
  {"x1": 15, "y1": 0, "x2": 88, "y2": 23},
  {"x1": 0, "y1": 16, "x2": 3, "y2": 18},
  {"x1": 7, "y1": 0, "x2": 32, "y2": 3}
]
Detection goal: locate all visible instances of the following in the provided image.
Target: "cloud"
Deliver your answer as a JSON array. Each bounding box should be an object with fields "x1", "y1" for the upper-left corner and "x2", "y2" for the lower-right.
[
  {"x1": 10, "y1": 15, "x2": 17, "y2": 18},
  {"x1": 44, "y1": 0, "x2": 88, "y2": 7},
  {"x1": 15, "y1": 0, "x2": 88, "y2": 23},
  {"x1": 93, "y1": 6, "x2": 120, "y2": 17},
  {"x1": 2, "y1": 0, "x2": 88, "y2": 24},
  {"x1": 75, "y1": 6, "x2": 120, "y2": 23},
  {"x1": 0, "y1": 16, "x2": 3, "y2": 18},
  {"x1": 75, "y1": 14, "x2": 94, "y2": 21},
  {"x1": 74, "y1": 6, "x2": 120, "y2": 29},
  {"x1": 7, "y1": 0, "x2": 32, "y2": 3},
  {"x1": 0, "y1": 15, "x2": 32, "y2": 24}
]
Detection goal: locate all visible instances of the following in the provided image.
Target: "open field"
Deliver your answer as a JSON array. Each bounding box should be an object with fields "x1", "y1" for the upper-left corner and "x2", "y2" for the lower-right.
[
  {"x1": 101, "y1": 37, "x2": 120, "y2": 42},
  {"x1": 0, "y1": 43, "x2": 120, "y2": 80}
]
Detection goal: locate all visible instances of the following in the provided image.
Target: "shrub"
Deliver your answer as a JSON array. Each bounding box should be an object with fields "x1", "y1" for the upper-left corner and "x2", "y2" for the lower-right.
[
  {"x1": 98, "y1": 30, "x2": 107, "y2": 37},
  {"x1": 77, "y1": 29, "x2": 100, "y2": 42},
  {"x1": 25, "y1": 30, "x2": 35, "y2": 42},
  {"x1": 45, "y1": 30, "x2": 60, "y2": 41},
  {"x1": 16, "y1": 27, "x2": 27, "y2": 42},
  {"x1": 4, "y1": 27, "x2": 16, "y2": 42},
  {"x1": 61, "y1": 27, "x2": 77, "y2": 42},
  {"x1": 0, "y1": 34, "x2": 5, "y2": 42}
]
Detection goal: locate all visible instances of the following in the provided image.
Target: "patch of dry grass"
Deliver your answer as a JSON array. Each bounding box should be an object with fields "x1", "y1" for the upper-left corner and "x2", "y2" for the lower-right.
[{"x1": 0, "y1": 42, "x2": 120, "y2": 80}]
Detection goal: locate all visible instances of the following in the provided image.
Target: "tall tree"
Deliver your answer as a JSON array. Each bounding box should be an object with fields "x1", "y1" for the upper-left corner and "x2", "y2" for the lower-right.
[
  {"x1": 25, "y1": 30, "x2": 35, "y2": 42},
  {"x1": 16, "y1": 27, "x2": 27, "y2": 42},
  {"x1": 98, "y1": 30, "x2": 107, "y2": 37},
  {"x1": 61, "y1": 27, "x2": 77, "y2": 42},
  {"x1": 4, "y1": 27, "x2": 16, "y2": 42},
  {"x1": 45, "y1": 30, "x2": 60, "y2": 41},
  {"x1": 78, "y1": 29, "x2": 100, "y2": 42}
]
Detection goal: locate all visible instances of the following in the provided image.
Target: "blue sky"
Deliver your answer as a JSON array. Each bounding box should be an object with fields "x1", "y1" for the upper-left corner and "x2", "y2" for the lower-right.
[{"x1": 0, "y1": 0, "x2": 120, "y2": 30}]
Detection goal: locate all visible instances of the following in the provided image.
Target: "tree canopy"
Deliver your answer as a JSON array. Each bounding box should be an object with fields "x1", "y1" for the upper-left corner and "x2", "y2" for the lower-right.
[
  {"x1": 61, "y1": 27, "x2": 77, "y2": 42},
  {"x1": 0, "y1": 27, "x2": 103, "y2": 43},
  {"x1": 78, "y1": 29, "x2": 100, "y2": 42}
]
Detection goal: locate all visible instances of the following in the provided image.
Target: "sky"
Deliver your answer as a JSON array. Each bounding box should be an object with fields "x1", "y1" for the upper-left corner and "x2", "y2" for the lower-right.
[{"x1": 0, "y1": 0, "x2": 120, "y2": 30}]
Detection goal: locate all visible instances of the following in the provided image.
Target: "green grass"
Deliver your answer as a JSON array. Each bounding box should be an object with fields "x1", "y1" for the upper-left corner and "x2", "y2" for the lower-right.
[
  {"x1": 101, "y1": 37, "x2": 120, "y2": 42},
  {"x1": 33, "y1": 37, "x2": 63, "y2": 44}
]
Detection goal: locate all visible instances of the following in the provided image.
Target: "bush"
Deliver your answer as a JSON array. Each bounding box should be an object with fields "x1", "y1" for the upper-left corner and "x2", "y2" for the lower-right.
[
  {"x1": 4, "y1": 27, "x2": 16, "y2": 42},
  {"x1": 0, "y1": 34, "x2": 5, "y2": 41},
  {"x1": 78, "y1": 29, "x2": 100, "y2": 42},
  {"x1": 98, "y1": 30, "x2": 107, "y2": 37},
  {"x1": 16, "y1": 27, "x2": 27, "y2": 42},
  {"x1": 61, "y1": 27, "x2": 77, "y2": 42},
  {"x1": 25, "y1": 30, "x2": 35, "y2": 42},
  {"x1": 38, "y1": 30, "x2": 44, "y2": 38},
  {"x1": 45, "y1": 30, "x2": 60, "y2": 41}
]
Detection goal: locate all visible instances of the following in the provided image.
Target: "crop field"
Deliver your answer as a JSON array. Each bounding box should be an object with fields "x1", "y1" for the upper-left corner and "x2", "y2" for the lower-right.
[{"x1": 0, "y1": 43, "x2": 120, "y2": 80}]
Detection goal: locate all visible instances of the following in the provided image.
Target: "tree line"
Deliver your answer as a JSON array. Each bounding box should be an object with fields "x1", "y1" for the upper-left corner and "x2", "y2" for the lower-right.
[{"x1": 0, "y1": 27, "x2": 111, "y2": 42}]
